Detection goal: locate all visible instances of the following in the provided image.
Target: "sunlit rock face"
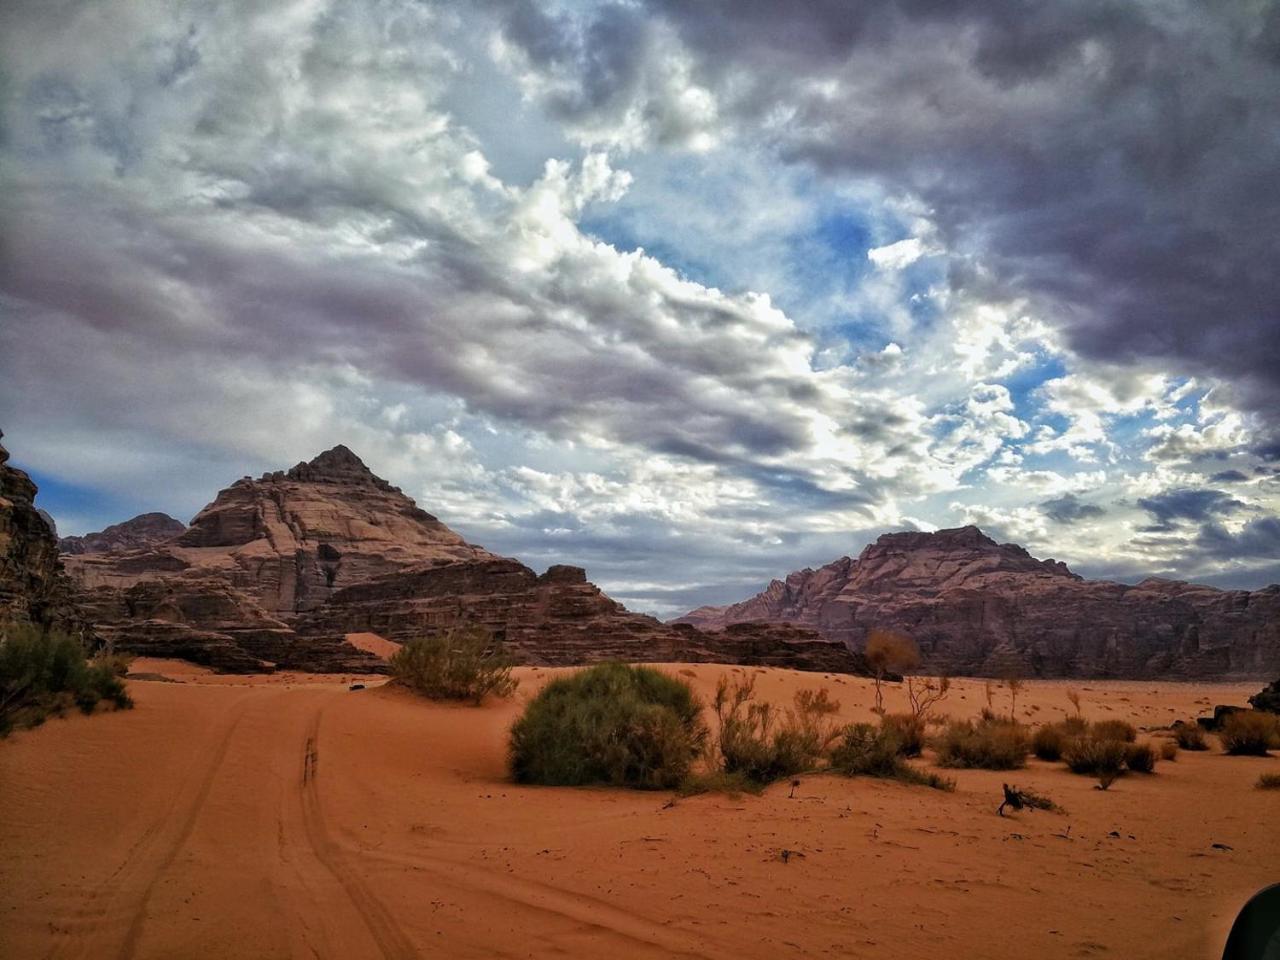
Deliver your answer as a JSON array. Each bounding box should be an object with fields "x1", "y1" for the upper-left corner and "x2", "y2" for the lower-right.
[{"x1": 676, "y1": 526, "x2": 1280, "y2": 679}]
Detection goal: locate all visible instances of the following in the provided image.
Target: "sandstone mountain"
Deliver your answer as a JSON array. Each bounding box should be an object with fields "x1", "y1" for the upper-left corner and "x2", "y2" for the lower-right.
[
  {"x1": 676, "y1": 526, "x2": 1280, "y2": 679},
  {"x1": 0, "y1": 431, "x2": 88, "y2": 639},
  {"x1": 58, "y1": 513, "x2": 186, "y2": 555},
  {"x1": 57, "y1": 445, "x2": 865, "y2": 675}
]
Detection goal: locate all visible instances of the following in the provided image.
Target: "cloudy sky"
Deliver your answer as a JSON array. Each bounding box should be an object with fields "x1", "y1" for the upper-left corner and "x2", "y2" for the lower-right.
[{"x1": 2, "y1": 0, "x2": 1278, "y2": 616}]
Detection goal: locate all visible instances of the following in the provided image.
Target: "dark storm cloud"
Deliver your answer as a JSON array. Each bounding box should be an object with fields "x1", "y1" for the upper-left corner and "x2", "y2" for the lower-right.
[
  {"x1": 1137, "y1": 487, "x2": 1244, "y2": 531},
  {"x1": 1040, "y1": 493, "x2": 1106, "y2": 525},
  {"x1": 1209, "y1": 469, "x2": 1250, "y2": 484},
  {"x1": 1195, "y1": 516, "x2": 1280, "y2": 559},
  {"x1": 491, "y1": 0, "x2": 1280, "y2": 421}
]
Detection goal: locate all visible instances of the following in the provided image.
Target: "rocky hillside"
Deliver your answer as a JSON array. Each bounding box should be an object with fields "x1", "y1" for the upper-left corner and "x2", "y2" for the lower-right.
[
  {"x1": 676, "y1": 526, "x2": 1280, "y2": 679},
  {"x1": 0, "y1": 431, "x2": 88, "y2": 638},
  {"x1": 58, "y1": 513, "x2": 186, "y2": 555},
  {"x1": 59, "y1": 446, "x2": 866, "y2": 675}
]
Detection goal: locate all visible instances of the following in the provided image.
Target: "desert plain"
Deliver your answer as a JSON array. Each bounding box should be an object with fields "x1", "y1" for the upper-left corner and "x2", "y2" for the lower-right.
[{"x1": 2, "y1": 659, "x2": 1275, "y2": 960}]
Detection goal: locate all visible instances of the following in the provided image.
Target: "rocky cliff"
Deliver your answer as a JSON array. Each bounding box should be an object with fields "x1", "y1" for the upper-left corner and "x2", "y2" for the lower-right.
[
  {"x1": 59, "y1": 513, "x2": 186, "y2": 555},
  {"x1": 59, "y1": 446, "x2": 867, "y2": 675},
  {"x1": 0, "y1": 431, "x2": 88, "y2": 638},
  {"x1": 676, "y1": 526, "x2": 1280, "y2": 679}
]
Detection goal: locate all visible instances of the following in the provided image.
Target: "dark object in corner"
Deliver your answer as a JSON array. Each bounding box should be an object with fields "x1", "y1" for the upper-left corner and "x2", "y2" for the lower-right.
[
  {"x1": 1249, "y1": 679, "x2": 1280, "y2": 715},
  {"x1": 1222, "y1": 883, "x2": 1280, "y2": 960},
  {"x1": 349, "y1": 683, "x2": 365, "y2": 691}
]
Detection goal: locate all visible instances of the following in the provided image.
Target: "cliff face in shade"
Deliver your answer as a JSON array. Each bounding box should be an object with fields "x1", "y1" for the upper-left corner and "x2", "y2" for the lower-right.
[
  {"x1": 675, "y1": 526, "x2": 1280, "y2": 679},
  {"x1": 60, "y1": 446, "x2": 868, "y2": 675},
  {"x1": 0, "y1": 431, "x2": 89, "y2": 638},
  {"x1": 293, "y1": 558, "x2": 869, "y2": 674},
  {"x1": 58, "y1": 513, "x2": 186, "y2": 555}
]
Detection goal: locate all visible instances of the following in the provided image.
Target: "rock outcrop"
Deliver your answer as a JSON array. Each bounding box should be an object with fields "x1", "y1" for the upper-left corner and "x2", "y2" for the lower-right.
[
  {"x1": 294, "y1": 557, "x2": 866, "y2": 673},
  {"x1": 0, "y1": 431, "x2": 88, "y2": 638},
  {"x1": 59, "y1": 513, "x2": 186, "y2": 555},
  {"x1": 59, "y1": 445, "x2": 867, "y2": 675},
  {"x1": 676, "y1": 526, "x2": 1280, "y2": 679}
]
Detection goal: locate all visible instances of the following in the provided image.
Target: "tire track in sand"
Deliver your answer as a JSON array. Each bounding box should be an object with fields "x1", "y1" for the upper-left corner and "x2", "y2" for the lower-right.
[
  {"x1": 296, "y1": 702, "x2": 419, "y2": 960},
  {"x1": 42, "y1": 690, "x2": 256, "y2": 960}
]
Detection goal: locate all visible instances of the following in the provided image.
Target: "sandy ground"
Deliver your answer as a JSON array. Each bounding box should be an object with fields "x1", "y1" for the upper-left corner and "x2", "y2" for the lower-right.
[{"x1": 1, "y1": 661, "x2": 1276, "y2": 960}]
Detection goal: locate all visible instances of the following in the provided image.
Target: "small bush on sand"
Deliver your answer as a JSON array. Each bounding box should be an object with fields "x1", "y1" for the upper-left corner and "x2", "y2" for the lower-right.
[
  {"x1": 1062, "y1": 736, "x2": 1128, "y2": 784},
  {"x1": 1060, "y1": 715, "x2": 1090, "y2": 736},
  {"x1": 1174, "y1": 722, "x2": 1208, "y2": 750},
  {"x1": 1219, "y1": 711, "x2": 1280, "y2": 756},
  {"x1": 1, "y1": 622, "x2": 132, "y2": 736},
  {"x1": 510, "y1": 663, "x2": 706, "y2": 789},
  {"x1": 712, "y1": 678, "x2": 842, "y2": 785},
  {"x1": 390, "y1": 626, "x2": 517, "y2": 704},
  {"x1": 881, "y1": 713, "x2": 926, "y2": 757},
  {"x1": 1124, "y1": 742, "x2": 1158, "y2": 773},
  {"x1": 1090, "y1": 719, "x2": 1137, "y2": 743},
  {"x1": 864, "y1": 629, "x2": 920, "y2": 714},
  {"x1": 1256, "y1": 773, "x2": 1280, "y2": 790},
  {"x1": 830, "y1": 723, "x2": 953, "y2": 791},
  {"x1": 1159, "y1": 740, "x2": 1179, "y2": 761},
  {"x1": 676, "y1": 769, "x2": 763, "y2": 797},
  {"x1": 1032, "y1": 723, "x2": 1068, "y2": 762},
  {"x1": 934, "y1": 716, "x2": 1030, "y2": 770}
]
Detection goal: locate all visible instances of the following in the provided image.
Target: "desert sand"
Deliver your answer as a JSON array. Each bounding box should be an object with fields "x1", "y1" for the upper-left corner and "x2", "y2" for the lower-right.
[{"x1": 1, "y1": 662, "x2": 1276, "y2": 960}]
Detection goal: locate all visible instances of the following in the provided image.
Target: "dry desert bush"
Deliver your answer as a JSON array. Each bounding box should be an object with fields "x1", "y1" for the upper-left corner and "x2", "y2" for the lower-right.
[
  {"x1": 1159, "y1": 740, "x2": 1179, "y2": 761},
  {"x1": 1174, "y1": 722, "x2": 1209, "y2": 750},
  {"x1": 829, "y1": 722, "x2": 954, "y2": 791},
  {"x1": 934, "y1": 716, "x2": 1030, "y2": 770},
  {"x1": 1257, "y1": 773, "x2": 1280, "y2": 790},
  {"x1": 390, "y1": 626, "x2": 517, "y2": 704},
  {"x1": 1219, "y1": 711, "x2": 1280, "y2": 756},
  {"x1": 711, "y1": 677, "x2": 842, "y2": 785},
  {"x1": 1124, "y1": 742, "x2": 1158, "y2": 773}
]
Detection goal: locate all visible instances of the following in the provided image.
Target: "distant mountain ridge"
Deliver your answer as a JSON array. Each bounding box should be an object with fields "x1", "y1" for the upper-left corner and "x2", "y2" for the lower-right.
[
  {"x1": 676, "y1": 526, "x2": 1280, "y2": 679},
  {"x1": 54, "y1": 445, "x2": 865, "y2": 675}
]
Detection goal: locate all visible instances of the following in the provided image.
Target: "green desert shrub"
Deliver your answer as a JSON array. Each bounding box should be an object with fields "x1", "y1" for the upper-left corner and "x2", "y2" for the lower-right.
[
  {"x1": 1219, "y1": 711, "x2": 1280, "y2": 757},
  {"x1": 1159, "y1": 740, "x2": 1179, "y2": 762},
  {"x1": 711, "y1": 677, "x2": 841, "y2": 785},
  {"x1": 0, "y1": 622, "x2": 132, "y2": 736},
  {"x1": 390, "y1": 626, "x2": 517, "y2": 704},
  {"x1": 1089, "y1": 719, "x2": 1137, "y2": 743},
  {"x1": 934, "y1": 716, "x2": 1030, "y2": 770},
  {"x1": 1059, "y1": 715, "x2": 1090, "y2": 736},
  {"x1": 509, "y1": 663, "x2": 706, "y2": 789},
  {"x1": 830, "y1": 723, "x2": 954, "y2": 791},
  {"x1": 1256, "y1": 773, "x2": 1280, "y2": 790},
  {"x1": 1174, "y1": 722, "x2": 1208, "y2": 750},
  {"x1": 1124, "y1": 742, "x2": 1158, "y2": 773}
]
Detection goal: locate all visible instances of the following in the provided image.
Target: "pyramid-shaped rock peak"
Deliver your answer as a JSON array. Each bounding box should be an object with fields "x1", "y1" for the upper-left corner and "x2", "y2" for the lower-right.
[
  {"x1": 676, "y1": 525, "x2": 1280, "y2": 679},
  {"x1": 280, "y1": 444, "x2": 390, "y2": 489},
  {"x1": 67, "y1": 446, "x2": 493, "y2": 619}
]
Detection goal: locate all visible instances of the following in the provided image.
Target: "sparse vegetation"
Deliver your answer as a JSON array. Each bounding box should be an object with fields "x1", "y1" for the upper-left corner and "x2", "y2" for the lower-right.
[
  {"x1": 1032, "y1": 722, "x2": 1068, "y2": 762},
  {"x1": 997, "y1": 783, "x2": 1063, "y2": 816},
  {"x1": 390, "y1": 626, "x2": 518, "y2": 704},
  {"x1": 1005, "y1": 674, "x2": 1024, "y2": 720},
  {"x1": 1090, "y1": 719, "x2": 1137, "y2": 743},
  {"x1": 711, "y1": 677, "x2": 842, "y2": 785},
  {"x1": 1066, "y1": 688, "x2": 1083, "y2": 719},
  {"x1": 1, "y1": 622, "x2": 132, "y2": 736},
  {"x1": 1174, "y1": 722, "x2": 1209, "y2": 751},
  {"x1": 1062, "y1": 736, "x2": 1128, "y2": 783},
  {"x1": 905, "y1": 674, "x2": 951, "y2": 722},
  {"x1": 1256, "y1": 773, "x2": 1280, "y2": 790},
  {"x1": 1159, "y1": 740, "x2": 1179, "y2": 761},
  {"x1": 934, "y1": 716, "x2": 1030, "y2": 770},
  {"x1": 864, "y1": 629, "x2": 920, "y2": 715},
  {"x1": 830, "y1": 722, "x2": 954, "y2": 791},
  {"x1": 1124, "y1": 742, "x2": 1158, "y2": 773},
  {"x1": 509, "y1": 663, "x2": 706, "y2": 789},
  {"x1": 1219, "y1": 711, "x2": 1280, "y2": 756},
  {"x1": 880, "y1": 712, "x2": 925, "y2": 757}
]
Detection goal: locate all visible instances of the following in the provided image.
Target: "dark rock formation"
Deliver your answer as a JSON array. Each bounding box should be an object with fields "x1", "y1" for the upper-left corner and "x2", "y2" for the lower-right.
[
  {"x1": 60, "y1": 446, "x2": 866, "y2": 675},
  {"x1": 59, "y1": 513, "x2": 186, "y2": 555},
  {"x1": 676, "y1": 526, "x2": 1280, "y2": 679},
  {"x1": 293, "y1": 556, "x2": 866, "y2": 674},
  {"x1": 0, "y1": 430, "x2": 89, "y2": 638},
  {"x1": 1250, "y1": 678, "x2": 1280, "y2": 714}
]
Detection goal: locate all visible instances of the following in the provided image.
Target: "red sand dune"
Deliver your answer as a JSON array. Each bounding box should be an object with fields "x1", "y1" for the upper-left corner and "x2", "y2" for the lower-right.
[{"x1": 1, "y1": 663, "x2": 1276, "y2": 959}]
